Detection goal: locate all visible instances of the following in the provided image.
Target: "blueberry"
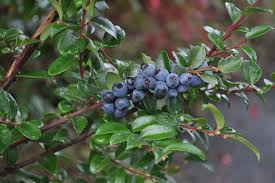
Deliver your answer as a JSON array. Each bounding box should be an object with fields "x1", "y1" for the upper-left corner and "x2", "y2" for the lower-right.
[
  {"x1": 101, "y1": 90, "x2": 116, "y2": 103},
  {"x1": 177, "y1": 85, "x2": 188, "y2": 93},
  {"x1": 190, "y1": 75, "x2": 203, "y2": 87},
  {"x1": 114, "y1": 109, "x2": 125, "y2": 119},
  {"x1": 139, "y1": 64, "x2": 155, "y2": 76},
  {"x1": 155, "y1": 68, "x2": 169, "y2": 81},
  {"x1": 166, "y1": 73, "x2": 180, "y2": 88},
  {"x1": 102, "y1": 103, "x2": 115, "y2": 115},
  {"x1": 154, "y1": 81, "x2": 168, "y2": 99},
  {"x1": 115, "y1": 98, "x2": 130, "y2": 111},
  {"x1": 126, "y1": 77, "x2": 135, "y2": 90},
  {"x1": 131, "y1": 89, "x2": 145, "y2": 102},
  {"x1": 134, "y1": 75, "x2": 144, "y2": 89},
  {"x1": 179, "y1": 73, "x2": 192, "y2": 86},
  {"x1": 112, "y1": 82, "x2": 128, "y2": 97},
  {"x1": 168, "y1": 89, "x2": 178, "y2": 98},
  {"x1": 143, "y1": 76, "x2": 156, "y2": 89}
]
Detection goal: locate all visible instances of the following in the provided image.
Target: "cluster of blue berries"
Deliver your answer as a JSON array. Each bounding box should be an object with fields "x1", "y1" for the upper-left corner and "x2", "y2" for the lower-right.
[{"x1": 101, "y1": 64, "x2": 204, "y2": 119}]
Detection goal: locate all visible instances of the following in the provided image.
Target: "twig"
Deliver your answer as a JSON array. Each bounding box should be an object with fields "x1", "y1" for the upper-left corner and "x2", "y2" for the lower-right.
[
  {"x1": 210, "y1": 38, "x2": 246, "y2": 57},
  {"x1": 207, "y1": 0, "x2": 263, "y2": 57},
  {"x1": 79, "y1": 0, "x2": 91, "y2": 80},
  {"x1": 226, "y1": 85, "x2": 275, "y2": 94},
  {"x1": 8, "y1": 102, "x2": 103, "y2": 149},
  {"x1": 1, "y1": 10, "x2": 58, "y2": 90},
  {"x1": 187, "y1": 65, "x2": 220, "y2": 75},
  {"x1": 179, "y1": 124, "x2": 228, "y2": 138},
  {"x1": 0, "y1": 119, "x2": 16, "y2": 126},
  {"x1": 0, "y1": 131, "x2": 92, "y2": 177}
]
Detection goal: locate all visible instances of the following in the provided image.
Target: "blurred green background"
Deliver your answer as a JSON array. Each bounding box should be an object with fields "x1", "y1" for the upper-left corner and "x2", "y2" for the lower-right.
[{"x1": 1, "y1": 0, "x2": 275, "y2": 182}]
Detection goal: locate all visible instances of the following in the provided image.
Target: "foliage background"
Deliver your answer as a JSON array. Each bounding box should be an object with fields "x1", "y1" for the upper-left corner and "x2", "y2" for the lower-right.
[{"x1": 0, "y1": 0, "x2": 275, "y2": 182}]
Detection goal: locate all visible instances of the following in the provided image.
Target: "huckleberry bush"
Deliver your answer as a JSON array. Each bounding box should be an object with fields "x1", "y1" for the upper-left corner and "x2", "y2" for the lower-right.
[{"x1": 0, "y1": 0, "x2": 274, "y2": 182}]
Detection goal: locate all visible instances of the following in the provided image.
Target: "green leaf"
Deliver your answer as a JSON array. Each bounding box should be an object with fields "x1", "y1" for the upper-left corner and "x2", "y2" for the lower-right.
[
  {"x1": 39, "y1": 154, "x2": 57, "y2": 174},
  {"x1": 271, "y1": 72, "x2": 275, "y2": 81},
  {"x1": 73, "y1": 116, "x2": 88, "y2": 135},
  {"x1": 155, "y1": 113, "x2": 178, "y2": 128},
  {"x1": 91, "y1": 17, "x2": 117, "y2": 38},
  {"x1": 126, "y1": 134, "x2": 144, "y2": 150},
  {"x1": 49, "y1": 0, "x2": 63, "y2": 20},
  {"x1": 245, "y1": 25, "x2": 274, "y2": 39},
  {"x1": 17, "y1": 70, "x2": 50, "y2": 79},
  {"x1": 160, "y1": 50, "x2": 171, "y2": 71},
  {"x1": 86, "y1": 0, "x2": 96, "y2": 16},
  {"x1": 16, "y1": 122, "x2": 41, "y2": 140},
  {"x1": 115, "y1": 169, "x2": 126, "y2": 183},
  {"x1": 188, "y1": 46, "x2": 206, "y2": 69},
  {"x1": 0, "y1": 65, "x2": 5, "y2": 80},
  {"x1": 229, "y1": 134, "x2": 260, "y2": 161},
  {"x1": 110, "y1": 131, "x2": 130, "y2": 145},
  {"x1": 225, "y1": 2, "x2": 243, "y2": 23},
  {"x1": 241, "y1": 45, "x2": 257, "y2": 62},
  {"x1": 244, "y1": 7, "x2": 273, "y2": 15},
  {"x1": 141, "y1": 125, "x2": 177, "y2": 140},
  {"x1": 200, "y1": 71, "x2": 218, "y2": 86},
  {"x1": 106, "y1": 72, "x2": 122, "y2": 89},
  {"x1": 90, "y1": 153, "x2": 111, "y2": 174},
  {"x1": 202, "y1": 103, "x2": 225, "y2": 130},
  {"x1": 241, "y1": 61, "x2": 262, "y2": 84},
  {"x1": 95, "y1": 122, "x2": 128, "y2": 135},
  {"x1": 95, "y1": 1, "x2": 109, "y2": 12},
  {"x1": 40, "y1": 22, "x2": 68, "y2": 42},
  {"x1": 163, "y1": 142, "x2": 205, "y2": 160},
  {"x1": 132, "y1": 115, "x2": 156, "y2": 132},
  {"x1": 0, "y1": 124, "x2": 12, "y2": 145},
  {"x1": 141, "y1": 53, "x2": 154, "y2": 64},
  {"x1": 48, "y1": 54, "x2": 77, "y2": 76},
  {"x1": 58, "y1": 100, "x2": 72, "y2": 113},
  {"x1": 204, "y1": 26, "x2": 225, "y2": 50},
  {"x1": 0, "y1": 90, "x2": 19, "y2": 120},
  {"x1": 3, "y1": 149, "x2": 17, "y2": 165},
  {"x1": 218, "y1": 56, "x2": 243, "y2": 73}
]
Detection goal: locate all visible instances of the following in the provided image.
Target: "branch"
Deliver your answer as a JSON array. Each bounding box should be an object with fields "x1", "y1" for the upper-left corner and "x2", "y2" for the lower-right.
[
  {"x1": 79, "y1": 0, "x2": 91, "y2": 80},
  {"x1": 179, "y1": 124, "x2": 228, "y2": 139},
  {"x1": 8, "y1": 102, "x2": 103, "y2": 149},
  {"x1": 226, "y1": 85, "x2": 275, "y2": 94},
  {"x1": 0, "y1": 10, "x2": 58, "y2": 90},
  {"x1": 207, "y1": 0, "x2": 263, "y2": 57},
  {"x1": 0, "y1": 131, "x2": 92, "y2": 177},
  {"x1": 187, "y1": 65, "x2": 220, "y2": 75}
]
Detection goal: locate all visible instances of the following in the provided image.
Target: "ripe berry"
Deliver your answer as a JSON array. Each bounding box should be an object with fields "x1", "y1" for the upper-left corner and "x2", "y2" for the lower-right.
[
  {"x1": 114, "y1": 109, "x2": 125, "y2": 119},
  {"x1": 102, "y1": 103, "x2": 115, "y2": 115},
  {"x1": 134, "y1": 75, "x2": 144, "y2": 89},
  {"x1": 154, "y1": 81, "x2": 168, "y2": 99},
  {"x1": 112, "y1": 82, "x2": 128, "y2": 97},
  {"x1": 101, "y1": 90, "x2": 116, "y2": 103},
  {"x1": 155, "y1": 68, "x2": 169, "y2": 81},
  {"x1": 139, "y1": 64, "x2": 155, "y2": 76},
  {"x1": 131, "y1": 89, "x2": 145, "y2": 102},
  {"x1": 143, "y1": 76, "x2": 156, "y2": 89},
  {"x1": 115, "y1": 98, "x2": 130, "y2": 111},
  {"x1": 126, "y1": 77, "x2": 135, "y2": 90},
  {"x1": 168, "y1": 89, "x2": 178, "y2": 98},
  {"x1": 190, "y1": 75, "x2": 203, "y2": 87},
  {"x1": 177, "y1": 85, "x2": 188, "y2": 93},
  {"x1": 179, "y1": 73, "x2": 192, "y2": 86},
  {"x1": 166, "y1": 73, "x2": 180, "y2": 88}
]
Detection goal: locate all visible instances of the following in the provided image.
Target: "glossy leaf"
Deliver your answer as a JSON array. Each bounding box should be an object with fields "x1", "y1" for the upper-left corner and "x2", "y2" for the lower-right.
[
  {"x1": 132, "y1": 115, "x2": 156, "y2": 132},
  {"x1": 241, "y1": 61, "x2": 262, "y2": 84},
  {"x1": 225, "y1": 2, "x2": 243, "y2": 23},
  {"x1": 0, "y1": 124, "x2": 12, "y2": 145},
  {"x1": 90, "y1": 153, "x2": 111, "y2": 174},
  {"x1": 188, "y1": 46, "x2": 206, "y2": 69},
  {"x1": 49, "y1": 0, "x2": 63, "y2": 20},
  {"x1": 17, "y1": 70, "x2": 50, "y2": 79},
  {"x1": 73, "y1": 116, "x2": 88, "y2": 135},
  {"x1": 48, "y1": 54, "x2": 77, "y2": 76},
  {"x1": 245, "y1": 25, "x2": 274, "y2": 39},
  {"x1": 91, "y1": 17, "x2": 117, "y2": 38},
  {"x1": 241, "y1": 45, "x2": 257, "y2": 62},
  {"x1": 16, "y1": 122, "x2": 41, "y2": 140},
  {"x1": 141, "y1": 125, "x2": 177, "y2": 140},
  {"x1": 110, "y1": 131, "x2": 130, "y2": 145},
  {"x1": 218, "y1": 56, "x2": 242, "y2": 73},
  {"x1": 163, "y1": 142, "x2": 205, "y2": 160},
  {"x1": 202, "y1": 103, "x2": 225, "y2": 130},
  {"x1": 244, "y1": 7, "x2": 273, "y2": 15},
  {"x1": 106, "y1": 72, "x2": 122, "y2": 89},
  {"x1": 229, "y1": 134, "x2": 260, "y2": 161},
  {"x1": 160, "y1": 50, "x2": 171, "y2": 71}
]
